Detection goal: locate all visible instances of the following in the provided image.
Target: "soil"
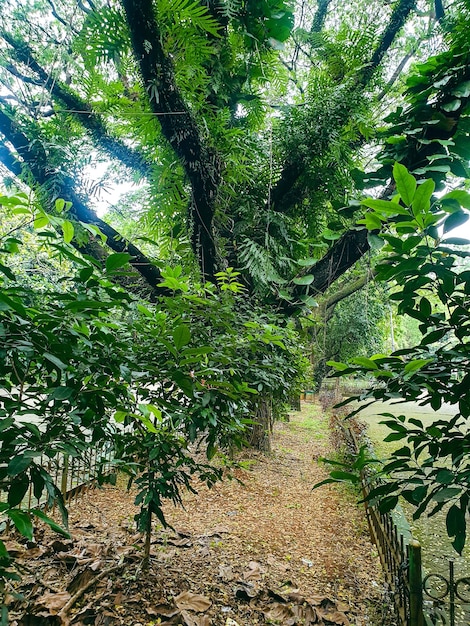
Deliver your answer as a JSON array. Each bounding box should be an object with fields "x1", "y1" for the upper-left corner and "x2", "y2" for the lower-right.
[{"x1": 5, "y1": 402, "x2": 390, "y2": 626}]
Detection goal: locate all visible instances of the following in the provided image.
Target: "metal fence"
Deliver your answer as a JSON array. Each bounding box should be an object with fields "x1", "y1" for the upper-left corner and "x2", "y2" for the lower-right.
[
  {"x1": 342, "y1": 420, "x2": 470, "y2": 626},
  {"x1": 1, "y1": 444, "x2": 115, "y2": 510}
]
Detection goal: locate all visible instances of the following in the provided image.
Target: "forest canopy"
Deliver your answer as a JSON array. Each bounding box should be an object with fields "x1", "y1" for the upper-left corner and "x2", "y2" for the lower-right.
[{"x1": 1, "y1": 0, "x2": 469, "y2": 309}]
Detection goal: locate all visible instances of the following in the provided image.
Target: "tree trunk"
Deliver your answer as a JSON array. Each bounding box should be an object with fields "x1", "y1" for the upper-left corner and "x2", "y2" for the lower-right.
[{"x1": 249, "y1": 397, "x2": 272, "y2": 452}]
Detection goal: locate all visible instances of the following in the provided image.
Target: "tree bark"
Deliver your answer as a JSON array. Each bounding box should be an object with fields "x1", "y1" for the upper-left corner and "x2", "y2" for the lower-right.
[
  {"x1": 121, "y1": 0, "x2": 221, "y2": 281},
  {"x1": 1, "y1": 32, "x2": 152, "y2": 178},
  {"x1": 0, "y1": 107, "x2": 170, "y2": 297},
  {"x1": 248, "y1": 397, "x2": 272, "y2": 453}
]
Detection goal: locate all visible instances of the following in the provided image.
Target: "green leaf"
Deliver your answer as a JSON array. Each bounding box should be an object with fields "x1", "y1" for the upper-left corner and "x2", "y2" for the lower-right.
[
  {"x1": 34, "y1": 214, "x2": 50, "y2": 229},
  {"x1": 8, "y1": 473, "x2": 30, "y2": 507},
  {"x1": 432, "y1": 487, "x2": 461, "y2": 503},
  {"x1": 452, "y1": 80, "x2": 470, "y2": 98},
  {"x1": 0, "y1": 262, "x2": 16, "y2": 281},
  {"x1": 31, "y1": 509, "x2": 70, "y2": 538},
  {"x1": 55, "y1": 198, "x2": 66, "y2": 212},
  {"x1": 411, "y1": 178, "x2": 435, "y2": 216},
  {"x1": 442, "y1": 99, "x2": 461, "y2": 112},
  {"x1": 350, "y1": 357, "x2": 378, "y2": 370},
  {"x1": 329, "y1": 470, "x2": 360, "y2": 483},
  {"x1": 8, "y1": 456, "x2": 32, "y2": 476},
  {"x1": 44, "y1": 353, "x2": 67, "y2": 370},
  {"x1": 435, "y1": 469, "x2": 454, "y2": 484},
  {"x1": 404, "y1": 359, "x2": 432, "y2": 373},
  {"x1": 393, "y1": 162, "x2": 416, "y2": 206},
  {"x1": 443, "y1": 210, "x2": 469, "y2": 234},
  {"x1": 105, "y1": 252, "x2": 132, "y2": 273},
  {"x1": 0, "y1": 292, "x2": 27, "y2": 316},
  {"x1": 62, "y1": 220, "x2": 74, "y2": 244},
  {"x1": 52, "y1": 386, "x2": 73, "y2": 400},
  {"x1": 173, "y1": 324, "x2": 191, "y2": 349},
  {"x1": 367, "y1": 234, "x2": 385, "y2": 250},
  {"x1": 361, "y1": 198, "x2": 408, "y2": 215},
  {"x1": 446, "y1": 505, "x2": 465, "y2": 539},
  {"x1": 297, "y1": 258, "x2": 317, "y2": 267},
  {"x1": 7, "y1": 510, "x2": 33, "y2": 540},
  {"x1": 114, "y1": 410, "x2": 127, "y2": 423},
  {"x1": 292, "y1": 275, "x2": 314, "y2": 285},
  {"x1": 326, "y1": 360, "x2": 349, "y2": 371}
]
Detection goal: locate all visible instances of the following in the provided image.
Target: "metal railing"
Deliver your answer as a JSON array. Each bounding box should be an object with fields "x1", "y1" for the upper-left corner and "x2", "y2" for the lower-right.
[
  {"x1": 1, "y1": 444, "x2": 115, "y2": 510},
  {"x1": 341, "y1": 418, "x2": 470, "y2": 626}
]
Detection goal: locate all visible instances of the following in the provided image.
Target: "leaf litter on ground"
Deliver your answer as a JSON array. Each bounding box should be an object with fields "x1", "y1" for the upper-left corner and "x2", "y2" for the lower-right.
[{"x1": 5, "y1": 403, "x2": 385, "y2": 625}]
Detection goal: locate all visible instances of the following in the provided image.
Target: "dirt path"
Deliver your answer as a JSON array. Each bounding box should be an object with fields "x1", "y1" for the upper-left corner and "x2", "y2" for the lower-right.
[{"x1": 7, "y1": 403, "x2": 384, "y2": 625}]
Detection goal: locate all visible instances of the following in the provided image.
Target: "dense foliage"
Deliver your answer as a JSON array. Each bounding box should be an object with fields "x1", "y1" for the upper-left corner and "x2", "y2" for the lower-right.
[
  {"x1": 327, "y1": 164, "x2": 470, "y2": 553},
  {"x1": 0, "y1": 0, "x2": 470, "y2": 592},
  {"x1": 0, "y1": 193, "x2": 307, "y2": 578}
]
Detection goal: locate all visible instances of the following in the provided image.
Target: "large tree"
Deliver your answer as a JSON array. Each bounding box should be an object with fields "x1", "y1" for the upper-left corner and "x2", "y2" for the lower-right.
[{"x1": 1, "y1": 0, "x2": 468, "y2": 309}]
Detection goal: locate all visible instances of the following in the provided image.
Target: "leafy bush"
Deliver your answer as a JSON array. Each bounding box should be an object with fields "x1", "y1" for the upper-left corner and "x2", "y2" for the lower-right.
[{"x1": 326, "y1": 164, "x2": 470, "y2": 553}]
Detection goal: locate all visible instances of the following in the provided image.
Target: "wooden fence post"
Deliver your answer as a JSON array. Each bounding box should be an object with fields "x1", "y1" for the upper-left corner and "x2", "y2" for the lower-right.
[
  {"x1": 60, "y1": 455, "x2": 69, "y2": 497},
  {"x1": 409, "y1": 539, "x2": 424, "y2": 626}
]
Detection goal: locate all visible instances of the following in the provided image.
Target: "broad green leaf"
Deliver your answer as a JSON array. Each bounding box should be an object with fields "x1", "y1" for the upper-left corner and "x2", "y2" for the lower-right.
[
  {"x1": 62, "y1": 220, "x2": 74, "y2": 243},
  {"x1": 0, "y1": 293, "x2": 27, "y2": 316},
  {"x1": 173, "y1": 324, "x2": 191, "y2": 349},
  {"x1": 329, "y1": 470, "x2": 359, "y2": 483},
  {"x1": 33, "y1": 214, "x2": 50, "y2": 229},
  {"x1": 0, "y1": 262, "x2": 16, "y2": 281},
  {"x1": 412, "y1": 178, "x2": 434, "y2": 216},
  {"x1": 134, "y1": 413, "x2": 158, "y2": 433},
  {"x1": 361, "y1": 199, "x2": 408, "y2": 215},
  {"x1": 350, "y1": 357, "x2": 378, "y2": 370},
  {"x1": 367, "y1": 234, "x2": 385, "y2": 250},
  {"x1": 8, "y1": 473, "x2": 30, "y2": 506},
  {"x1": 114, "y1": 410, "x2": 127, "y2": 423},
  {"x1": 443, "y1": 210, "x2": 469, "y2": 234},
  {"x1": 432, "y1": 487, "x2": 461, "y2": 502},
  {"x1": 55, "y1": 198, "x2": 66, "y2": 212},
  {"x1": 436, "y1": 469, "x2": 454, "y2": 484},
  {"x1": 105, "y1": 252, "x2": 132, "y2": 273},
  {"x1": 442, "y1": 99, "x2": 461, "y2": 112},
  {"x1": 297, "y1": 258, "x2": 317, "y2": 267},
  {"x1": 7, "y1": 510, "x2": 33, "y2": 540},
  {"x1": 393, "y1": 162, "x2": 416, "y2": 206},
  {"x1": 404, "y1": 359, "x2": 432, "y2": 373},
  {"x1": 31, "y1": 509, "x2": 70, "y2": 538},
  {"x1": 52, "y1": 386, "x2": 73, "y2": 400},
  {"x1": 326, "y1": 360, "x2": 349, "y2": 371},
  {"x1": 452, "y1": 81, "x2": 470, "y2": 98},
  {"x1": 8, "y1": 456, "x2": 32, "y2": 476},
  {"x1": 292, "y1": 275, "x2": 314, "y2": 285},
  {"x1": 299, "y1": 294, "x2": 318, "y2": 307},
  {"x1": 44, "y1": 353, "x2": 67, "y2": 370}
]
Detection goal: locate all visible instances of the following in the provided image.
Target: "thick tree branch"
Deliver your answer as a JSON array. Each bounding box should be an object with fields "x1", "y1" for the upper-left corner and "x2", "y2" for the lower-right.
[
  {"x1": 360, "y1": 0, "x2": 417, "y2": 85},
  {"x1": 323, "y1": 270, "x2": 376, "y2": 321},
  {"x1": 310, "y1": 0, "x2": 333, "y2": 34},
  {"x1": 1, "y1": 32, "x2": 152, "y2": 178},
  {"x1": 0, "y1": 107, "x2": 170, "y2": 297},
  {"x1": 268, "y1": 0, "x2": 417, "y2": 218},
  {"x1": 121, "y1": 0, "x2": 221, "y2": 281}
]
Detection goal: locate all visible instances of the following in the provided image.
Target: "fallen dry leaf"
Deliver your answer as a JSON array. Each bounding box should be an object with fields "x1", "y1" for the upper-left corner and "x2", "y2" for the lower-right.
[
  {"x1": 243, "y1": 561, "x2": 263, "y2": 581},
  {"x1": 218, "y1": 564, "x2": 235, "y2": 582},
  {"x1": 38, "y1": 591, "x2": 72, "y2": 614},
  {"x1": 146, "y1": 603, "x2": 180, "y2": 618},
  {"x1": 181, "y1": 610, "x2": 211, "y2": 626},
  {"x1": 175, "y1": 591, "x2": 212, "y2": 612}
]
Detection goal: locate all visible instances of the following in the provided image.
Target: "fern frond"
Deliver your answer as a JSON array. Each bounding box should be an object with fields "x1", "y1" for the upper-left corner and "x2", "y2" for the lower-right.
[
  {"x1": 74, "y1": 7, "x2": 130, "y2": 68},
  {"x1": 158, "y1": 0, "x2": 222, "y2": 37},
  {"x1": 238, "y1": 237, "x2": 287, "y2": 292},
  {"x1": 215, "y1": 0, "x2": 243, "y2": 20}
]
